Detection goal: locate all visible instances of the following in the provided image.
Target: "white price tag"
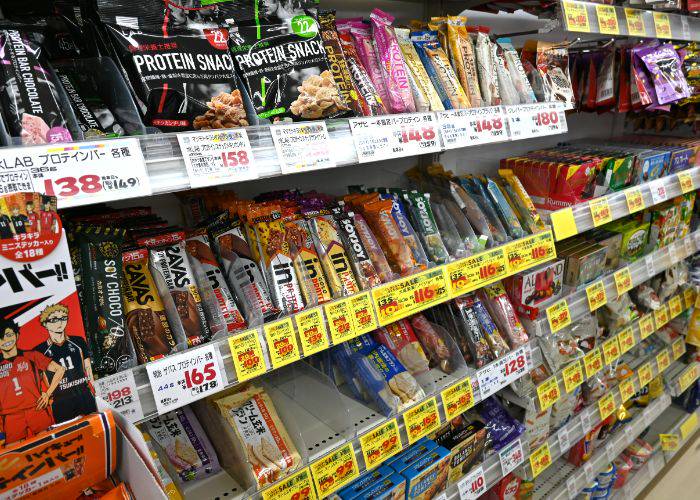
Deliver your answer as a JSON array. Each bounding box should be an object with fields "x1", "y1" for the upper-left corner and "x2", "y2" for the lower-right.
[
  {"x1": 504, "y1": 102, "x2": 567, "y2": 140},
  {"x1": 96, "y1": 370, "x2": 144, "y2": 423},
  {"x1": 584, "y1": 461, "x2": 594, "y2": 480},
  {"x1": 436, "y1": 106, "x2": 506, "y2": 149},
  {"x1": 645, "y1": 254, "x2": 655, "y2": 277},
  {"x1": 499, "y1": 438, "x2": 524, "y2": 476},
  {"x1": 558, "y1": 427, "x2": 571, "y2": 453},
  {"x1": 476, "y1": 345, "x2": 529, "y2": 399},
  {"x1": 566, "y1": 476, "x2": 578, "y2": 499},
  {"x1": 270, "y1": 121, "x2": 335, "y2": 174},
  {"x1": 177, "y1": 129, "x2": 257, "y2": 188},
  {"x1": 605, "y1": 442, "x2": 616, "y2": 461},
  {"x1": 458, "y1": 465, "x2": 486, "y2": 500},
  {"x1": 147, "y1": 344, "x2": 227, "y2": 414},
  {"x1": 580, "y1": 410, "x2": 592, "y2": 431},
  {"x1": 649, "y1": 179, "x2": 668, "y2": 205},
  {"x1": 0, "y1": 138, "x2": 151, "y2": 208},
  {"x1": 349, "y1": 113, "x2": 441, "y2": 163}
]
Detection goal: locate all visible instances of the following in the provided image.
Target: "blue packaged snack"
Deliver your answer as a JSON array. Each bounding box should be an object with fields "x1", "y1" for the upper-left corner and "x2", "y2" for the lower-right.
[
  {"x1": 477, "y1": 397, "x2": 525, "y2": 451},
  {"x1": 483, "y1": 177, "x2": 527, "y2": 239},
  {"x1": 337, "y1": 465, "x2": 394, "y2": 499},
  {"x1": 409, "y1": 31, "x2": 452, "y2": 109},
  {"x1": 388, "y1": 438, "x2": 438, "y2": 472},
  {"x1": 364, "y1": 344, "x2": 426, "y2": 411},
  {"x1": 353, "y1": 473, "x2": 406, "y2": 500},
  {"x1": 668, "y1": 147, "x2": 694, "y2": 173},
  {"x1": 330, "y1": 343, "x2": 369, "y2": 403},
  {"x1": 401, "y1": 446, "x2": 450, "y2": 499},
  {"x1": 349, "y1": 334, "x2": 381, "y2": 355}
]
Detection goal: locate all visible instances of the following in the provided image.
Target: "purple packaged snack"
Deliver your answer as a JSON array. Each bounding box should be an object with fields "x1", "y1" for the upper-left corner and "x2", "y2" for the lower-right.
[
  {"x1": 631, "y1": 44, "x2": 670, "y2": 112},
  {"x1": 638, "y1": 44, "x2": 691, "y2": 105},
  {"x1": 344, "y1": 19, "x2": 391, "y2": 110},
  {"x1": 477, "y1": 397, "x2": 525, "y2": 451},
  {"x1": 145, "y1": 406, "x2": 221, "y2": 482},
  {"x1": 369, "y1": 9, "x2": 415, "y2": 113}
]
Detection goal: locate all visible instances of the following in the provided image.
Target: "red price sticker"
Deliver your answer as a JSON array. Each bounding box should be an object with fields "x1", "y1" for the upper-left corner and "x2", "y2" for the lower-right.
[
  {"x1": 618, "y1": 327, "x2": 636, "y2": 355},
  {"x1": 295, "y1": 308, "x2": 329, "y2": 357},
  {"x1": 639, "y1": 314, "x2": 655, "y2": 339},
  {"x1": 505, "y1": 102, "x2": 567, "y2": 140},
  {"x1": 598, "y1": 392, "x2": 616, "y2": 420},
  {"x1": 677, "y1": 171, "x2": 696, "y2": 194},
  {"x1": 563, "y1": 0, "x2": 591, "y2": 31},
  {"x1": 324, "y1": 298, "x2": 356, "y2": 344},
  {"x1": 350, "y1": 113, "x2": 440, "y2": 163},
  {"x1": 476, "y1": 345, "x2": 529, "y2": 399},
  {"x1": 372, "y1": 267, "x2": 448, "y2": 326},
  {"x1": 537, "y1": 376, "x2": 561, "y2": 411},
  {"x1": 504, "y1": 230, "x2": 556, "y2": 273},
  {"x1": 589, "y1": 197, "x2": 612, "y2": 227},
  {"x1": 563, "y1": 360, "x2": 584, "y2": 393},
  {"x1": 229, "y1": 328, "x2": 267, "y2": 382},
  {"x1": 620, "y1": 378, "x2": 635, "y2": 403},
  {"x1": 625, "y1": 8, "x2": 647, "y2": 36},
  {"x1": 624, "y1": 187, "x2": 645, "y2": 214},
  {"x1": 614, "y1": 267, "x2": 633, "y2": 296},
  {"x1": 602, "y1": 337, "x2": 621, "y2": 365},
  {"x1": 437, "y1": 106, "x2": 506, "y2": 148},
  {"x1": 586, "y1": 280, "x2": 607, "y2": 311},
  {"x1": 584, "y1": 348, "x2": 603, "y2": 378},
  {"x1": 530, "y1": 442, "x2": 552, "y2": 478},
  {"x1": 349, "y1": 291, "x2": 378, "y2": 335},
  {"x1": 447, "y1": 247, "x2": 507, "y2": 295},
  {"x1": 458, "y1": 466, "x2": 486, "y2": 500}
]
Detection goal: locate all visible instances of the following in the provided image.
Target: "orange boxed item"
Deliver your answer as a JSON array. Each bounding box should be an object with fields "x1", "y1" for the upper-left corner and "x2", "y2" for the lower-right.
[{"x1": 0, "y1": 411, "x2": 117, "y2": 499}]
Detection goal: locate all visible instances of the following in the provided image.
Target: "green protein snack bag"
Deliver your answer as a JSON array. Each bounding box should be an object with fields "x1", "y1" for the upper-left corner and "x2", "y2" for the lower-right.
[{"x1": 404, "y1": 191, "x2": 450, "y2": 265}]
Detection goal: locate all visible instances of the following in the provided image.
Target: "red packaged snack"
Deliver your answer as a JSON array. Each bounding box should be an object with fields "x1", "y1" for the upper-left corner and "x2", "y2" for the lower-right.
[
  {"x1": 479, "y1": 282, "x2": 529, "y2": 348},
  {"x1": 362, "y1": 198, "x2": 417, "y2": 276},
  {"x1": 374, "y1": 319, "x2": 430, "y2": 375}
]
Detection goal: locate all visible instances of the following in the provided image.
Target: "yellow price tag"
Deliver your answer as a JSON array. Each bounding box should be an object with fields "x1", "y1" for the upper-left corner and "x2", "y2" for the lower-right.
[
  {"x1": 670, "y1": 296, "x2": 683, "y2": 318},
  {"x1": 537, "y1": 376, "x2": 561, "y2": 411},
  {"x1": 653, "y1": 12, "x2": 672, "y2": 38},
  {"x1": 672, "y1": 338, "x2": 686, "y2": 360},
  {"x1": 678, "y1": 171, "x2": 695, "y2": 194},
  {"x1": 624, "y1": 187, "x2": 645, "y2": 214},
  {"x1": 680, "y1": 412, "x2": 698, "y2": 440},
  {"x1": 262, "y1": 467, "x2": 316, "y2": 500},
  {"x1": 563, "y1": 360, "x2": 584, "y2": 393},
  {"x1": 264, "y1": 318, "x2": 300, "y2": 369},
  {"x1": 504, "y1": 230, "x2": 556, "y2": 273},
  {"x1": 654, "y1": 305, "x2": 669, "y2": 328},
  {"x1": 530, "y1": 442, "x2": 552, "y2": 478},
  {"x1": 596, "y1": 4, "x2": 620, "y2": 34},
  {"x1": 310, "y1": 443, "x2": 359, "y2": 497},
  {"x1": 349, "y1": 291, "x2": 378, "y2": 336},
  {"x1": 589, "y1": 197, "x2": 613, "y2": 226},
  {"x1": 598, "y1": 392, "x2": 616, "y2": 420},
  {"x1": 324, "y1": 299, "x2": 355, "y2": 344},
  {"x1": 679, "y1": 365, "x2": 699, "y2": 393},
  {"x1": 563, "y1": 1, "x2": 591, "y2": 32},
  {"x1": 638, "y1": 363, "x2": 653, "y2": 387},
  {"x1": 447, "y1": 247, "x2": 507, "y2": 296},
  {"x1": 614, "y1": 267, "x2": 633, "y2": 296},
  {"x1": 295, "y1": 308, "x2": 329, "y2": 357},
  {"x1": 441, "y1": 378, "x2": 475, "y2": 420},
  {"x1": 547, "y1": 299, "x2": 572, "y2": 333},
  {"x1": 639, "y1": 314, "x2": 655, "y2": 339},
  {"x1": 229, "y1": 329, "x2": 267, "y2": 382},
  {"x1": 620, "y1": 378, "x2": 635, "y2": 403},
  {"x1": 584, "y1": 348, "x2": 603, "y2": 378},
  {"x1": 359, "y1": 419, "x2": 402, "y2": 470},
  {"x1": 684, "y1": 288, "x2": 695, "y2": 309},
  {"x1": 656, "y1": 350, "x2": 671, "y2": 373},
  {"x1": 660, "y1": 433, "x2": 680, "y2": 452},
  {"x1": 551, "y1": 208, "x2": 577, "y2": 241},
  {"x1": 618, "y1": 327, "x2": 636, "y2": 355},
  {"x1": 373, "y1": 267, "x2": 448, "y2": 326},
  {"x1": 403, "y1": 397, "x2": 441, "y2": 444},
  {"x1": 625, "y1": 8, "x2": 646, "y2": 36},
  {"x1": 586, "y1": 280, "x2": 607, "y2": 311},
  {"x1": 602, "y1": 337, "x2": 621, "y2": 365}
]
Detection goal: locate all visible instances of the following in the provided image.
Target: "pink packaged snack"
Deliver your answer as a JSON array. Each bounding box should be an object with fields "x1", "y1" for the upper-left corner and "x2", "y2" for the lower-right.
[
  {"x1": 369, "y1": 9, "x2": 416, "y2": 114},
  {"x1": 478, "y1": 282, "x2": 529, "y2": 348},
  {"x1": 342, "y1": 19, "x2": 391, "y2": 109}
]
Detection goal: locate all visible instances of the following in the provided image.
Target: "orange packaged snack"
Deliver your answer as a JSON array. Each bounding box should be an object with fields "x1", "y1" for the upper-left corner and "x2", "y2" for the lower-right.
[{"x1": 362, "y1": 198, "x2": 417, "y2": 276}]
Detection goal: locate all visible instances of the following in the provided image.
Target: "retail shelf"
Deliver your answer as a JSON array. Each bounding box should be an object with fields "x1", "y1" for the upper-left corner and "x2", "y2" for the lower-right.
[
  {"x1": 665, "y1": 361, "x2": 699, "y2": 397},
  {"x1": 558, "y1": 0, "x2": 700, "y2": 41},
  {"x1": 647, "y1": 403, "x2": 700, "y2": 462},
  {"x1": 550, "y1": 167, "x2": 700, "y2": 241},
  {"x1": 610, "y1": 450, "x2": 665, "y2": 500},
  {"x1": 521, "y1": 230, "x2": 700, "y2": 337}
]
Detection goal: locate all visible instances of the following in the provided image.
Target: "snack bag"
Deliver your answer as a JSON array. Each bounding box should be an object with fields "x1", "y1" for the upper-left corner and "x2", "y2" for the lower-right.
[
  {"x1": 335, "y1": 210, "x2": 383, "y2": 289},
  {"x1": 447, "y1": 16, "x2": 482, "y2": 108},
  {"x1": 395, "y1": 28, "x2": 444, "y2": 111},
  {"x1": 344, "y1": 19, "x2": 391, "y2": 109},
  {"x1": 363, "y1": 198, "x2": 419, "y2": 276},
  {"x1": 473, "y1": 29, "x2": 501, "y2": 106},
  {"x1": 374, "y1": 319, "x2": 430, "y2": 375},
  {"x1": 638, "y1": 44, "x2": 691, "y2": 105},
  {"x1": 404, "y1": 191, "x2": 450, "y2": 265},
  {"x1": 380, "y1": 192, "x2": 430, "y2": 270},
  {"x1": 497, "y1": 38, "x2": 537, "y2": 104},
  {"x1": 479, "y1": 283, "x2": 529, "y2": 348},
  {"x1": 351, "y1": 212, "x2": 395, "y2": 283}
]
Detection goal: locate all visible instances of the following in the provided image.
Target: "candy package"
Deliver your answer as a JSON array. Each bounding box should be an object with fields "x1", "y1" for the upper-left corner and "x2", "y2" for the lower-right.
[
  {"x1": 446, "y1": 16, "x2": 482, "y2": 108},
  {"x1": 344, "y1": 19, "x2": 391, "y2": 109},
  {"x1": 404, "y1": 191, "x2": 450, "y2": 264},
  {"x1": 638, "y1": 43, "x2": 691, "y2": 105},
  {"x1": 477, "y1": 397, "x2": 525, "y2": 451},
  {"x1": 493, "y1": 41, "x2": 519, "y2": 106},
  {"x1": 409, "y1": 314, "x2": 463, "y2": 374},
  {"x1": 395, "y1": 28, "x2": 444, "y2": 111},
  {"x1": 497, "y1": 38, "x2": 537, "y2": 104},
  {"x1": 374, "y1": 320, "x2": 431, "y2": 376},
  {"x1": 362, "y1": 198, "x2": 418, "y2": 276},
  {"x1": 451, "y1": 296, "x2": 494, "y2": 367},
  {"x1": 479, "y1": 282, "x2": 529, "y2": 348},
  {"x1": 350, "y1": 211, "x2": 396, "y2": 283},
  {"x1": 335, "y1": 210, "x2": 383, "y2": 289},
  {"x1": 430, "y1": 197, "x2": 469, "y2": 259},
  {"x1": 473, "y1": 28, "x2": 501, "y2": 106}
]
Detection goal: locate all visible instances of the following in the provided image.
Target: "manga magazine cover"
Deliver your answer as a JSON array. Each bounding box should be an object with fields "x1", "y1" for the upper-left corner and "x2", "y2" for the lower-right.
[{"x1": 0, "y1": 192, "x2": 96, "y2": 446}]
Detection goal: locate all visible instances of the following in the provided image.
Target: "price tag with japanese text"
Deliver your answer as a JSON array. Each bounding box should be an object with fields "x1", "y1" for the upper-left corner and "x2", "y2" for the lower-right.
[
  {"x1": 596, "y1": 4, "x2": 620, "y2": 34},
  {"x1": 558, "y1": 427, "x2": 570, "y2": 453},
  {"x1": 589, "y1": 197, "x2": 612, "y2": 226},
  {"x1": 349, "y1": 292, "x2": 378, "y2": 335},
  {"x1": 649, "y1": 179, "x2": 668, "y2": 205},
  {"x1": 563, "y1": 1, "x2": 591, "y2": 31},
  {"x1": 653, "y1": 12, "x2": 672, "y2": 38},
  {"x1": 271, "y1": 122, "x2": 335, "y2": 174},
  {"x1": 505, "y1": 102, "x2": 568, "y2": 139},
  {"x1": 295, "y1": 308, "x2": 329, "y2": 357},
  {"x1": 264, "y1": 318, "x2": 300, "y2": 369},
  {"x1": 504, "y1": 230, "x2": 556, "y2": 273},
  {"x1": 654, "y1": 305, "x2": 669, "y2": 328},
  {"x1": 639, "y1": 314, "x2": 655, "y2": 339},
  {"x1": 373, "y1": 267, "x2": 448, "y2": 326},
  {"x1": 499, "y1": 438, "x2": 524, "y2": 476},
  {"x1": 96, "y1": 370, "x2": 144, "y2": 423},
  {"x1": 530, "y1": 442, "x2": 552, "y2": 478},
  {"x1": 620, "y1": 378, "x2": 635, "y2": 403},
  {"x1": 660, "y1": 433, "x2": 680, "y2": 452},
  {"x1": 680, "y1": 412, "x2": 698, "y2": 439},
  {"x1": 602, "y1": 337, "x2": 621, "y2": 365},
  {"x1": 618, "y1": 327, "x2": 636, "y2": 355},
  {"x1": 447, "y1": 246, "x2": 507, "y2": 296},
  {"x1": 0, "y1": 138, "x2": 151, "y2": 208},
  {"x1": 324, "y1": 298, "x2": 356, "y2": 344},
  {"x1": 614, "y1": 267, "x2": 633, "y2": 296},
  {"x1": 229, "y1": 329, "x2": 267, "y2": 382},
  {"x1": 403, "y1": 397, "x2": 441, "y2": 444},
  {"x1": 436, "y1": 106, "x2": 506, "y2": 148},
  {"x1": 670, "y1": 296, "x2": 683, "y2": 318},
  {"x1": 586, "y1": 280, "x2": 607, "y2": 311},
  {"x1": 547, "y1": 299, "x2": 572, "y2": 333},
  {"x1": 458, "y1": 466, "x2": 486, "y2": 500},
  {"x1": 177, "y1": 129, "x2": 257, "y2": 188},
  {"x1": 476, "y1": 345, "x2": 529, "y2": 399},
  {"x1": 350, "y1": 113, "x2": 440, "y2": 163},
  {"x1": 598, "y1": 392, "x2": 616, "y2": 420},
  {"x1": 672, "y1": 338, "x2": 686, "y2": 360},
  {"x1": 625, "y1": 8, "x2": 647, "y2": 36},
  {"x1": 584, "y1": 348, "x2": 603, "y2": 378},
  {"x1": 441, "y1": 378, "x2": 475, "y2": 420},
  {"x1": 147, "y1": 343, "x2": 226, "y2": 414},
  {"x1": 537, "y1": 376, "x2": 561, "y2": 410},
  {"x1": 678, "y1": 170, "x2": 695, "y2": 194},
  {"x1": 310, "y1": 443, "x2": 359, "y2": 497},
  {"x1": 679, "y1": 365, "x2": 698, "y2": 393},
  {"x1": 563, "y1": 360, "x2": 584, "y2": 393},
  {"x1": 262, "y1": 467, "x2": 316, "y2": 500},
  {"x1": 624, "y1": 187, "x2": 645, "y2": 214},
  {"x1": 684, "y1": 288, "x2": 695, "y2": 309},
  {"x1": 359, "y1": 419, "x2": 402, "y2": 470},
  {"x1": 638, "y1": 363, "x2": 653, "y2": 387}
]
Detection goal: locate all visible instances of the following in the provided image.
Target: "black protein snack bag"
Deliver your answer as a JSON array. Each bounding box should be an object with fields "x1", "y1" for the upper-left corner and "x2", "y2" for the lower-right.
[
  {"x1": 93, "y1": 0, "x2": 248, "y2": 131},
  {"x1": 0, "y1": 29, "x2": 73, "y2": 144},
  {"x1": 227, "y1": 0, "x2": 347, "y2": 122}
]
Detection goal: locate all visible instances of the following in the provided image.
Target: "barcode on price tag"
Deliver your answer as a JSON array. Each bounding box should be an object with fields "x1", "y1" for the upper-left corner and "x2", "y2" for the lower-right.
[
  {"x1": 476, "y1": 345, "x2": 528, "y2": 399},
  {"x1": 96, "y1": 370, "x2": 144, "y2": 423},
  {"x1": 458, "y1": 466, "x2": 486, "y2": 500},
  {"x1": 436, "y1": 106, "x2": 506, "y2": 148},
  {"x1": 504, "y1": 102, "x2": 567, "y2": 140},
  {"x1": 271, "y1": 122, "x2": 335, "y2": 174},
  {"x1": 0, "y1": 137, "x2": 152, "y2": 208},
  {"x1": 147, "y1": 344, "x2": 227, "y2": 414},
  {"x1": 350, "y1": 113, "x2": 441, "y2": 162},
  {"x1": 177, "y1": 129, "x2": 257, "y2": 188}
]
